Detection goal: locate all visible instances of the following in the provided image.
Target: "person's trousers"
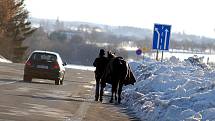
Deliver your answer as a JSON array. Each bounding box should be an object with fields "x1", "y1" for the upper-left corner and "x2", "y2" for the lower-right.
[{"x1": 95, "y1": 76, "x2": 100, "y2": 100}]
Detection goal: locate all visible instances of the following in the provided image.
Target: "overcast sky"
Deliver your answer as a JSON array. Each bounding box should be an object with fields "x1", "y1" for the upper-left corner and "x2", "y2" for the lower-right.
[{"x1": 25, "y1": 0, "x2": 215, "y2": 38}]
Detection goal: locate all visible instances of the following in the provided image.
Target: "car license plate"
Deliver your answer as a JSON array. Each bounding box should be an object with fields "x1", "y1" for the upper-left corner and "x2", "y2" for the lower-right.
[{"x1": 37, "y1": 65, "x2": 48, "y2": 69}]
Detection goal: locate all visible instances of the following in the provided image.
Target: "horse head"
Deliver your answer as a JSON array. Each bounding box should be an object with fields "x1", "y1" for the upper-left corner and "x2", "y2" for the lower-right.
[{"x1": 107, "y1": 51, "x2": 116, "y2": 59}]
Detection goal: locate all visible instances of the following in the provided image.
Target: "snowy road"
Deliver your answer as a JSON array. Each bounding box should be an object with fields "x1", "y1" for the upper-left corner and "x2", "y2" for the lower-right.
[{"x1": 0, "y1": 62, "x2": 139, "y2": 121}]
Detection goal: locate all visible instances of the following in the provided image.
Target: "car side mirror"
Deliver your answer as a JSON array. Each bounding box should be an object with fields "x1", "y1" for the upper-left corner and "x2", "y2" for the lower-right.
[{"x1": 63, "y1": 62, "x2": 67, "y2": 66}]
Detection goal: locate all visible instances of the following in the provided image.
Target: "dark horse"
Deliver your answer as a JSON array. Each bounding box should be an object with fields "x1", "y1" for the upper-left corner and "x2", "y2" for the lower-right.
[{"x1": 100, "y1": 52, "x2": 136, "y2": 104}]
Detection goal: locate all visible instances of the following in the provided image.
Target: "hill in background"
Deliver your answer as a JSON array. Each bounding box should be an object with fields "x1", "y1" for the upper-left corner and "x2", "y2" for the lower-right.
[{"x1": 30, "y1": 17, "x2": 215, "y2": 43}]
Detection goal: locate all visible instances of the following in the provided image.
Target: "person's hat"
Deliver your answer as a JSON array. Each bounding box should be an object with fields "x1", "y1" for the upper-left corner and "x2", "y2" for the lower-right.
[{"x1": 99, "y1": 49, "x2": 105, "y2": 56}]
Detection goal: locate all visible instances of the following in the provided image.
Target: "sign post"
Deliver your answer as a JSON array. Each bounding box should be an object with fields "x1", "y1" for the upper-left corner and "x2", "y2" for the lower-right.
[
  {"x1": 156, "y1": 50, "x2": 159, "y2": 61},
  {"x1": 152, "y1": 23, "x2": 171, "y2": 61}
]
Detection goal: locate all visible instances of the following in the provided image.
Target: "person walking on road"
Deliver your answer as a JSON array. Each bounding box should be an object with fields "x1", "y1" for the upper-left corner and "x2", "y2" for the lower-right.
[{"x1": 93, "y1": 49, "x2": 108, "y2": 101}]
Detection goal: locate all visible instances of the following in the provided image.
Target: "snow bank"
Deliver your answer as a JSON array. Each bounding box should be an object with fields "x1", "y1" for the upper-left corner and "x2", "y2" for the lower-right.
[
  {"x1": 0, "y1": 55, "x2": 12, "y2": 63},
  {"x1": 123, "y1": 56, "x2": 215, "y2": 121},
  {"x1": 65, "y1": 64, "x2": 95, "y2": 71}
]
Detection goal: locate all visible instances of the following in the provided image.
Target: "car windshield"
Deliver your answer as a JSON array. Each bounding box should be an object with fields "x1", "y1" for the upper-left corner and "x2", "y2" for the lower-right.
[{"x1": 31, "y1": 53, "x2": 57, "y2": 62}]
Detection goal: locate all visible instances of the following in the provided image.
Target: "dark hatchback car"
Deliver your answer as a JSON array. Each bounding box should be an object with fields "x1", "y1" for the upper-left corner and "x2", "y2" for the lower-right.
[{"x1": 23, "y1": 50, "x2": 66, "y2": 85}]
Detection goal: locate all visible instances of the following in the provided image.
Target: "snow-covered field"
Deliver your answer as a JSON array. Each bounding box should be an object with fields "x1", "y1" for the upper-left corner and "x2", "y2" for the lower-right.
[
  {"x1": 123, "y1": 56, "x2": 215, "y2": 121},
  {"x1": 163, "y1": 52, "x2": 215, "y2": 64}
]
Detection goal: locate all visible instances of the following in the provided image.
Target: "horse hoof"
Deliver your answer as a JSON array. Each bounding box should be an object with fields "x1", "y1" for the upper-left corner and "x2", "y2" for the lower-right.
[
  {"x1": 109, "y1": 100, "x2": 113, "y2": 103},
  {"x1": 99, "y1": 98, "x2": 103, "y2": 102},
  {"x1": 118, "y1": 98, "x2": 121, "y2": 104},
  {"x1": 95, "y1": 98, "x2": 99, "y2": 101}
]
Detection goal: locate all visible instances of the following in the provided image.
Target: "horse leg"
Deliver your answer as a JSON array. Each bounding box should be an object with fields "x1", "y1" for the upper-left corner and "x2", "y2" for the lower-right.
[
  {"x1": 117, "y1": 81, "x2": 123, "y2": 104},
  {"x1": 115, "y1": 81, "x2": 119, "y2": 101},
  {"x1": 115, "y1": 92, "x2": 117, "y2": 101},
  {"x1": 110, "y1": 93, "x2": 113, "y2": 103},
  {"x1": 110, "y1": 81, "x2": 117, "y2": 103},
  {"x1": 109, "y1": 87, "x2": 114, "y2": 103}
]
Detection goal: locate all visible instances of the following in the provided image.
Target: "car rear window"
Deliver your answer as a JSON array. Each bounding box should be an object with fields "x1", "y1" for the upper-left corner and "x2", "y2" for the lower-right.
[{"x1": 31, "y1": 53, "x2": 57, "y2": 62}]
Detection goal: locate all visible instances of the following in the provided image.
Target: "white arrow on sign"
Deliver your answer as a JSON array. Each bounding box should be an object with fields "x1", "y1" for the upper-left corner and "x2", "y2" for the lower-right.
[
  {"x1": 164, "y1": 29, "x2": 169, "y2": 50},
  {"x1": 155, "y1": 28, "x2": 160, "y2": 49}
]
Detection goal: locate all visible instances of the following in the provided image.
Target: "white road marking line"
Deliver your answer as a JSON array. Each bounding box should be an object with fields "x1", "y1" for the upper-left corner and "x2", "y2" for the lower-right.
[
  {"x1": 0, "y1": 80, "x2": 18, "y2": 85},
  {"x1": 0, "y1": 81, "x2": 18, "y2": 85}
]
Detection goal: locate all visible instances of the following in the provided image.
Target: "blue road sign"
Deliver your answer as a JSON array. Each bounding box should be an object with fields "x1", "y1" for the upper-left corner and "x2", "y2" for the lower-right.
[
  {"x1": 136, "y1": 49, "x2": 142, "y2": 55},
  {"x1": 152, "y1": 24, "x2": 171, "y2": 50}
]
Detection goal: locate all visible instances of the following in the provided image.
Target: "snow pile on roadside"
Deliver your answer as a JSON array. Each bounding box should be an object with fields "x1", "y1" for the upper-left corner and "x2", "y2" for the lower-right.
[
  {"x1": 184, "y1": 55, "x2": 208, "y2": 69},
  {"x1": 0, "y1": 55, "x2": 12, "y2": 63},
  {"x1": 122, "y1": 56, "x2": 215, "y2": 121}
]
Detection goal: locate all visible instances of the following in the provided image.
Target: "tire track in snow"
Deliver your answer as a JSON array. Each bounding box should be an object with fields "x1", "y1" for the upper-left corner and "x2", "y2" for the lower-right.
[{"x1": 64, "y1": 81, "x2": 95, "y2": 121}]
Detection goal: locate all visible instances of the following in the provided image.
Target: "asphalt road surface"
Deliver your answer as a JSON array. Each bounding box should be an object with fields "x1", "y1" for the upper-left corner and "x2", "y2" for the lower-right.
[{"x1": 0, "y1": 63, "x2": 139, "y2": 121}]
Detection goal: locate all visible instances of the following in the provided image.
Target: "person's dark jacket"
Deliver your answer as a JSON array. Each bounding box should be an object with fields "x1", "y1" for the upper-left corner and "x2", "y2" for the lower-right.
[{"x1": 93, "y1": 56, "x2": 108, "y2": 78}]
